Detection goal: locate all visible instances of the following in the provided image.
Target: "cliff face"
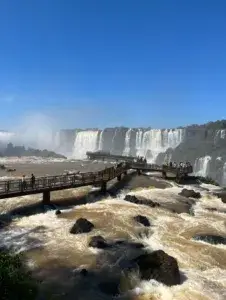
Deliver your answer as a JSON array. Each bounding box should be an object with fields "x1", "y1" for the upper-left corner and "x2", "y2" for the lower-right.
[{"x1": 55, "y1": 122, "x2": 226, "y2": 186}]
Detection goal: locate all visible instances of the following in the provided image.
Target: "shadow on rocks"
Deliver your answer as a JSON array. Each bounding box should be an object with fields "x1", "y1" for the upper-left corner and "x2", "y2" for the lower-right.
[{"x1": 35, "y1": 235, "x2": 185, "y2": 300}]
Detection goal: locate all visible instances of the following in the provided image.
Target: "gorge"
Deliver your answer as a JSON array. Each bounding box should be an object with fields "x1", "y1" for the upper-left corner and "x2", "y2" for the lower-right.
[{"x1": 1, "y1": 120, "x2": 226, "y2": 186}]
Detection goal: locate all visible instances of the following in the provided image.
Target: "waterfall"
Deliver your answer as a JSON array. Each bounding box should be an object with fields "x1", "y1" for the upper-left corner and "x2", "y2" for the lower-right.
[
  {"x1": 222, "y1": 163, "x2": 226, "y2": 186},
  {"x1": 135, "y1": 129, "x2": 144, "y2": 156},
  {"x1": 194, "y1": 156, "x2": 211, "y2": 177},
  {"x1": 214, "y1": 129, "x2": 226, "y2": 143},
  {"x1": 98, "y1": 131, "x2": 104, "y2": 150},
  {"x1": 136, "y1": 129, "x2": 184, "y2": 162},
  {"x1": 111, "y1": 129, "x2": 118, "y2": 153},
  {"x1": 123, "y1": 128, "x2": 132, "y2": 156},
  {"x1": 72, "y1": 131, "x2": 99, "y2": 160}
]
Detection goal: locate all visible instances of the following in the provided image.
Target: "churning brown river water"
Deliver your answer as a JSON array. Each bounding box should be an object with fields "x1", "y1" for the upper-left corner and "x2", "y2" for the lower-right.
[{"x1": 0, "y1": 157, "x2": 225, "y2": 300}]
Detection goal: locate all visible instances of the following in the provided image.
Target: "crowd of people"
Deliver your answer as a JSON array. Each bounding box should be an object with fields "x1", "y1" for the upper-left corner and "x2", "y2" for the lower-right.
[
  {"x1": 165, "y1": 161, "x2": 191, "y2": 168},
  {"x1": 134, "y1": 156, "x2": 147, "y2": 163}
]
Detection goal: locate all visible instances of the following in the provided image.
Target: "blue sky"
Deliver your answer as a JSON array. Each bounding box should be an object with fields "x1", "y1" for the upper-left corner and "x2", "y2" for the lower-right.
[{"x1": 0, "y1": 0, "x2": 226, "y2": 130}]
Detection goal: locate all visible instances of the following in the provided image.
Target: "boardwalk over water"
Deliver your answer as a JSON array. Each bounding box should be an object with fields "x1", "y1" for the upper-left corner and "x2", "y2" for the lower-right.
[{"x1": 0, "y1": 158, "x2": 193, "y2": 202}]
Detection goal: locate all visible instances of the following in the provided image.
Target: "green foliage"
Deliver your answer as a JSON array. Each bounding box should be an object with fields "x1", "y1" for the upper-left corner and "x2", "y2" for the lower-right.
[{"x1": 0, "y1": 250, "x2": 38, "y2": 300}]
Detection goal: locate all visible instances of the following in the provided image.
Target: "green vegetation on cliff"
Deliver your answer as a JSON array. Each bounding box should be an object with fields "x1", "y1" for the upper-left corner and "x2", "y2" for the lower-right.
[
  {"x1": 0, "y1": 143, "x2": 66, "y2": 158},
  {"x1": 186, "y1": 119, "x2": 226, "y2": 130}
]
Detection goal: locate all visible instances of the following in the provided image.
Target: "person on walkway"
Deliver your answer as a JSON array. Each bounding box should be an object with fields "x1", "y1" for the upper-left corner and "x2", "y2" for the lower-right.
[
  {"x1": 6, "y1": 181, "x2": 10, "y2": 192},
  {"x1": 22, "y1": 175, "x2": 27, "y2": 191},
  {"x1": 31, "y1": 174, "x2": 35, "y2": 188}
]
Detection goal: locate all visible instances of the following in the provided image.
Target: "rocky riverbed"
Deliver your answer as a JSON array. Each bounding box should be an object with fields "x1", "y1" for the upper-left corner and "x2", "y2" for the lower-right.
[{"x1": 0, "y1": 158, "x2": 225, "y2": 300}]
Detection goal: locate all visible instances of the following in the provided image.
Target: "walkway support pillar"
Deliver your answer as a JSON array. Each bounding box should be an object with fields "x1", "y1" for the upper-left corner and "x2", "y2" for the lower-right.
[
  {"x1": 117, "y1": 174, "x2": 121, "y2": 181},
  {"x1": 162, "y1": 171, "x2": 167, "y2": 179},
  {"x1": 43, "y1": 190, "x2": 51, "y2": 205},
  {"x1": 101, "y1": 182, "x2": 107, "y2": 194},
  {"x1": 137, "y1": 169, "x2": 141, "y2": 176}
]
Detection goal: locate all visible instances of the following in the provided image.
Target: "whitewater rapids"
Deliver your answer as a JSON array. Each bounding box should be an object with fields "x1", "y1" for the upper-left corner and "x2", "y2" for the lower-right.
[{"x1": 0, "y1": 161, "x2": 225, "y2": 299}]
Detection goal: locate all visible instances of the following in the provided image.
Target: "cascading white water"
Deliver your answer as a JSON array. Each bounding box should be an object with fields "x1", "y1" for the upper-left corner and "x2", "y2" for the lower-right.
[
  {"x1": 194, "y1": 156, "x2": 211, "y2": 177},
  {"x1": 136, "y1": 129, "x2": 184, "y2": 162},
  {"x1": 98, "y1": 131, "x2": 104, "y2": 151},
  {"x1": 222, "y1": 162, "x2": 226, "y2": 186},
  {"x1": 135, "y1": 129, "x2": 144, "y2": 155},
  {"x1": 217, "y1": 129, "x2": 226, "y2": 139},
  {"x1": 123, "y1": 128, "x2": 132, "y2": 155},
  {"x1": 214, "y1": 129, "x2": 226, "y2": 144},
  {"x1": 73, "y1": 131, "x2": 99, "y2": 159}
]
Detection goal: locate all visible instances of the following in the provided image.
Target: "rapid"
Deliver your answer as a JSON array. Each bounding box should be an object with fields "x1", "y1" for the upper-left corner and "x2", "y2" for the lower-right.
[{"x1": 0, "y1": 159, "x2": 225, "y2": 300}]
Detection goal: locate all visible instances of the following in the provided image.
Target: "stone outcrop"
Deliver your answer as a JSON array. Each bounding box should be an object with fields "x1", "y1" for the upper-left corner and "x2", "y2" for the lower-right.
[
  {"x1": 132, "y1": 250, "x2": 181, "y2": 286},
  {"x1": 124, "y1": 195, "x2": 160, "y2": 207},
  {"x1": 88, "y1": 235, "x2": 109, "y2": 249},
  {"x1": 70, "y1": 218, "x2": 94, "y2": 234},
  {"x1": 133, "y1": 215, "x2": 151, "y2": 227},
  {"x1": 179, "y1": 189, "x2": 201, "y2": 199},
  {"x1": 193, "y1": 234, "x2": 226, "y2": 245}
]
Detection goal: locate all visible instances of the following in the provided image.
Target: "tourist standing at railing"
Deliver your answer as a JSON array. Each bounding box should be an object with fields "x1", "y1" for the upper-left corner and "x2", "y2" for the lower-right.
[
  {"x1": 31, "y1": 174, "x2": 35, "y2": 188},
  {"x1": 22, "y1": 175, "x2": 27, "y2": 190},
  {"x1": 6, "y1": 181, "x2": 10, "y2": 192}
]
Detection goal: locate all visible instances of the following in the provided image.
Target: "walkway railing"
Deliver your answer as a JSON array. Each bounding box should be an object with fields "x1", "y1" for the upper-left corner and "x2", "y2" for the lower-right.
[{"x1": 0, "y1": 165, "x2": 128, "y2": 196}]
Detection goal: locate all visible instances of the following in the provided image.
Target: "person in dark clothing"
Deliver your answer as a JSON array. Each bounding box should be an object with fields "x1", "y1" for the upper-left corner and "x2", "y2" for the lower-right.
[
  {"x1": 22, "y1": 175, "x2": 27, "y2": 191},
  {"x1": 6, "y1": 181, "x2": 10, "y2": 192},
  {"x1": 31, "y1": 174, "x2": 35, "y2": 188}
]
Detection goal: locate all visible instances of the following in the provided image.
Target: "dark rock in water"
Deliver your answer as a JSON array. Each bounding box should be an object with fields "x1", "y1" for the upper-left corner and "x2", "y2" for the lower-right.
[
  {"x1": 214, "y1": 192, "x2": 226, "y2": 204},
  {"x1": 179, "y1": 189, "x2": 201, "y2": 199},
  {"x1": 133, "y1": 215, "x2": 151, "y2": 227},
  {"x1": 80, "y1": 268, "x2": 88, "y2": 276},
  {"x1": 113, "y1": 240, "x2": 144, "y2": 249},
  {"x1": 88, "y1": 235, "x2": 109, "y2": 249},
  {"x1": 124, "y1": 195, "x2": 160, "y2": 208},
  {"x1": 98, "y1": 281, "x2": 120, "y2": 296},
  {"x1": 0, "y1": 214, "x2": 12, "y2": 228},
  {"x1": 193, "y1": 235, "x2": 226, "y2": 245},
  {"x1": 124, "y1": 195, "x2": 140, "y2": 203},
  {"x1": 55, "y1": 209, "x2": 61, "y2": 215},
  {"x1": 127, "y1": 242, "x2": 144, "y2": 249},
  {"x1": 206, "y1": 207, "x2": 218, "y2": 212},
  {"x1": 206, "y1": 207, "x2": 226, "y2": 214},
  {"x1": 70, "y1": 218, "x2": 94, "y2": 234},
  {"x1": 132, "y1": 250, "x2": 181, "y2": 286}
]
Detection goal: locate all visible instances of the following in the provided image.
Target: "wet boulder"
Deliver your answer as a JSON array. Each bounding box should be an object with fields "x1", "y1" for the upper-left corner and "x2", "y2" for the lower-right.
[
  {"x1": 124, "y1": 195, "x2": 160, "y2": 207},
  {"x1": 193, "y1": 234, "x2": 226, "y2": 245},
  {"x1": 124, "y1": 195, "x2": 140, "y2": 204},
  {"x1": 113, "y1": 240, "x2": 145, "y2": 249},
  {"x1": 70, "y1": 218, "x2": 94, "y2": 234},
  {"x1": 98, "y1": 281, "x2": 120, "y2": 297},
  {"x1": 88, "y1": 235, "x2": 109, "y2": 249},
  {"x1": 55, "y1": 209, "x2": 61, "y2": 215},
  {"x1": 133, "y1": 215, "x2": 151, "y2": 227},
  {"x1": 179, "y1": 189, "x2": 201, "y2": 199},
  {"x1": 132, "y1": 250, "x2": 181, "y2": 286},
  {"x1": 80, "y1": 268, "x2": 88, "y2": 276},
  {"x1": 214, "y1": 192, "x2": 226, "y2": 204},
  {"x1": 0, "y1": 214, "x2": 12, "y2": 229}
]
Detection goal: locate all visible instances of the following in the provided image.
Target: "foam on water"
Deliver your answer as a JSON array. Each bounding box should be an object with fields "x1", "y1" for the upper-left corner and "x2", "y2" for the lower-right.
[
  {"x1": 0, "y1": 182, "x2": 226, "y2": 299},
  {"x1": 0, "y1": 156, "x2": 68, "y2": 164}
]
